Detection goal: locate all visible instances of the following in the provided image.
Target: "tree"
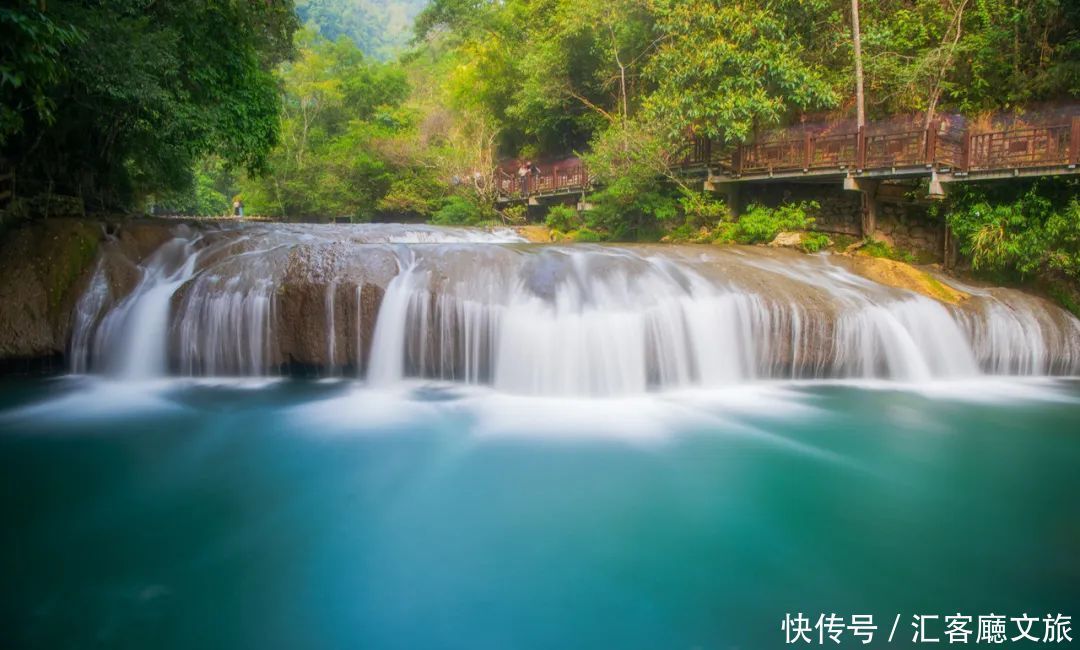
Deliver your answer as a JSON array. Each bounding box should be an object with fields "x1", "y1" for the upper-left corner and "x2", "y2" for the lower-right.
[
  {"x1": 239, "y1": 30, "x2": 419, "y2": 221},
  {"x1": 860, "y1": 0, "x2": 1079, "y2": 118},
  {"x1": 0, "y1": 2, "x2": 80, "y2": 145},
  {"x1": 1, "y1": 0, "x2": 298, "y2": 211},
  {"x1": 644, "y1": 0, "x2": 841, "y2": 144}
]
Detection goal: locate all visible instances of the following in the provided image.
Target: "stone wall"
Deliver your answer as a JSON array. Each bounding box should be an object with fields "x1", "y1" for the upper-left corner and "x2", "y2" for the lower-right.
[
  {"x1": 733, "y1": 181, "x2": 945, "y2": 261},
  {"x1": 874, "y1": 200, "x2": 944, "y2": 263}
]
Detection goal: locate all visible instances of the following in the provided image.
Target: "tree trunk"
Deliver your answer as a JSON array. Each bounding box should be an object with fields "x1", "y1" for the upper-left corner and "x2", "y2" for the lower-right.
[
  {"x1": 851, "y1": 0, "x2": 865, "y2": 130},
  {"x1": 922, "y1": 0, "x2": 969, "y2": 134}
]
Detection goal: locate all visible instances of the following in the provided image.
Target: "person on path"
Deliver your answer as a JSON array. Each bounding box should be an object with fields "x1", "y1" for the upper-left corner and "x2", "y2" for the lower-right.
[
  {"x1": 518, "y1": 162, "x2": 529, "y2": 197},
  {"x1": 529, "y1": 161, "x2": 542, "y2": 191}
]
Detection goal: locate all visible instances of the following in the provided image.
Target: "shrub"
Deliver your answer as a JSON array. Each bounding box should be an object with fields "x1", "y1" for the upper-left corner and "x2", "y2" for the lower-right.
[
  {"x1": 377, "y1": 172, "x2": 443, "y2": 218},
  {"x1": 500, "y1": 204, "x2": 528, "y2": 225},
  {"x1": 800, "y1": 232, "x2": 831, "y2": 253},
  {"x1": 545, "y1": 204, "x2": 581, "y2": 231},
  {"x1": 585, "y1": 179, "x2": 679, "y2": 241},
  {"x1": 658, "y1": 191, "x2": 729, "y2": 242},
  {"x1": 934, "y1": 178, "x2": 1080, "y2": 281},
  {"x1": 581, "y1": 120, "x2": 682, "y2": 241},
  {"x1": 712, "y1": 221, "x2": 738, "y2": 244},
  {"x1": 431, "y1": 195, "x2": 494, "y2": 225},
  {"x1": 728, "y1": 201, "x2": 819, "y2": 244},
  {"x1": 678, "y1": 191, "x2": 727, "y2": 228}
]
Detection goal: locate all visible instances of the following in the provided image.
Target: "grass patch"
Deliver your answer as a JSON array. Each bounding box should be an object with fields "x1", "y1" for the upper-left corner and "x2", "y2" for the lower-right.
[
  {"x1": 860, "y1": 238, "x2": 917, "y2": 264},
  {"x1": 830, "y1": 233, "x2": 858, "y2": 251},
  {"x1": 919, "y1": 273, "x2": 962, "y2": 304}
]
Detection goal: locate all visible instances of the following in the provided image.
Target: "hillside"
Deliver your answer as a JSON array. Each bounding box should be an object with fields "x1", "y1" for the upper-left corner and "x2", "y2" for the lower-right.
[{"x1": 296, "y1": 0, "x2": 429, "y2": 59}]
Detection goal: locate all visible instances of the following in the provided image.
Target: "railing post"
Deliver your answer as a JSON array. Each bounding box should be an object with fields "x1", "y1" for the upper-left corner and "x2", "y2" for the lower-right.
[
  {"x1": 925, "y1": 119, "x2": 939, "y2": 167},
  {"x1": 856, "y1": 125, "x2": 866, "y2": 171},
  {"x1": 1070, "y1": 115, "x2": 1080, "y2": 167},
  {"x1": 804, "y1": 132, "x2": 812, "y2": 171},
  {"x1": 734, "y1": 144, "x2": 743, "y2": 176},
  {"x1": 961, "y1": 130, "x2": 971, "y2": 172}
]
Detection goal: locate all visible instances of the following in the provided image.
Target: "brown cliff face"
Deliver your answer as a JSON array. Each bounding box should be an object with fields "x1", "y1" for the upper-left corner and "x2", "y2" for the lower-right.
[
  {"x1": 0, "y1": 219, "x2": 192, "y2": 367},
  {"x1": 0, "y1": 220, "x2": 101, "y2": 363}
]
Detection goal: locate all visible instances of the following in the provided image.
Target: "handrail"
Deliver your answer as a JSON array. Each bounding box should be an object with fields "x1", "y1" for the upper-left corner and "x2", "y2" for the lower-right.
[{"x1": 496, "y1": 113, "x2": 1080, "y2": 200}]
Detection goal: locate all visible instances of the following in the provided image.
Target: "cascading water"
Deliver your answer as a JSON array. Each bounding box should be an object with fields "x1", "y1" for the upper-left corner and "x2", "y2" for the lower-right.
[
  {"x1": 72, "y1": 232, "x2": 201, "y2": 378},
  {"x1": 68, "y1": 222, "x2": 1080, "y2": 394}
]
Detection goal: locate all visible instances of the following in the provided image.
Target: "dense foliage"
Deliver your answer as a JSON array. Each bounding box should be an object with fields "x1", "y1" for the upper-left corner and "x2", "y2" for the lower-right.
[
  {"x1": 646, "y1": 0, "x2": 842, "y2": 142},
  {"x1": 0, "y1": 4, "x2": 80, "y2": 144},
  {"x1": 861, "y1": 0, "x2": 1080, "y2": 117},
  {"x1": 717, "y1": 202, "x2": 820, "y2": 245},
  {"x1": 235, "y1": 30, "x2": 414, "y2": 220},
  {"x1": 935, "y1": 178, "x2": 1080, "y2": 281},
  {"x1": 1, "y1": 0, "x2": 298, "y2": 211}
]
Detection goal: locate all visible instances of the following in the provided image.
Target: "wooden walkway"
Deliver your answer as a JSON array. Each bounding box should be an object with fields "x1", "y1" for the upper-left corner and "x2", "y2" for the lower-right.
[{"x1": 498, "y1": 114, "x2": 1080, "y2": 202}]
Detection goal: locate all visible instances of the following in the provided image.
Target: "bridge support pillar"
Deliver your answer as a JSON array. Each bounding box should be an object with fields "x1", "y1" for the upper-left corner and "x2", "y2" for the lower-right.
[
  {"x1": 844, "y1": 176, "x2": 880, "y2": 238},
  {"x1": 705, "y1": 178, "x2": 742, "y2": 219}
]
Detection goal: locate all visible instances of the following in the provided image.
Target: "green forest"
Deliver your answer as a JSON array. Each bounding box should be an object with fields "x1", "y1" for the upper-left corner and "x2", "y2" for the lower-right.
[{"x1": 2, "y1": 0, "x2": 1079, "y2": 287}]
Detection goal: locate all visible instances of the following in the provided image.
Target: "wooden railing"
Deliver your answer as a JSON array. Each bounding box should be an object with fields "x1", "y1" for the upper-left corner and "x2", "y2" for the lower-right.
[
  {"x1": 809, "y1": 132, "x2": 859, "y2": 169},
  {"x1": 967, "y1": 124, "x2": 1073, "y2": 171},
  {"x1": 726, "y1": 116, "x2": 1080, "y2": 177},
  {"x1": 864, "y1": 128, "x2": 927, "y2": 168},
  {"x1": 497, "y1": 113, "x2": 1080, "y2": 199},
  {"x1": 738, "y1": 137, "x2": 804, "y2": 174},
  {"x1": 497, "y1": 164, "x2": 590, "y2": 198}
]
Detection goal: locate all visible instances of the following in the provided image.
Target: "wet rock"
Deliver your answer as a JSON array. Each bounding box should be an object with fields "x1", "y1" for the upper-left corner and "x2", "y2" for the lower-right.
[
  {"x1": 114, "y1": 219, "x2": 178, "y2": 263},
  {"x1": 0, "y1": 219, "x2": 103, "y2": 361},
  {"x1": 273, "y1": 244, "x2": 398, "y2": 371},
  {"x1": 769, "y1": 231, "x2": 831, "y2": 250}
]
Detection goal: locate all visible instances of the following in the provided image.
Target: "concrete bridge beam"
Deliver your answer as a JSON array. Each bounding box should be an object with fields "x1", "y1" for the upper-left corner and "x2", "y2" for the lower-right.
[{"x1": 705, "y1": 177, "x2": 743, "y2": 219}]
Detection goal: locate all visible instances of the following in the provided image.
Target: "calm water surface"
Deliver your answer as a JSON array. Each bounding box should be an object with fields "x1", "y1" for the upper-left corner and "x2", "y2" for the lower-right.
[{"x1": 1, "y1": 377, "x2": 1078, "y2": 648}]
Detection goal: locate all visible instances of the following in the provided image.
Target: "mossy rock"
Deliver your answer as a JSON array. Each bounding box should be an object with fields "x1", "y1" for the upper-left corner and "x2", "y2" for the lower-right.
[{"x1": 844, "y1": 254, "x2": 968, "y2": 304}]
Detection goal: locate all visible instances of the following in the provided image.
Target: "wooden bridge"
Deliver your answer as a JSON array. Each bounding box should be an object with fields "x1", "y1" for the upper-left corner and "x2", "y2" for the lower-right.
[{"x1": 497, "y1": 113, "x2": 1080, "y2": 203}]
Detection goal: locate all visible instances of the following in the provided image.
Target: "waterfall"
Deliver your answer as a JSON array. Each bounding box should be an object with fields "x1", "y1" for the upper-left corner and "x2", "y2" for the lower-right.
[
  {"x1": 367, "y1": 261, "x2": 421, "y2": 385},
  {"x1": 71, "y1": 233, "x2": 200, "y2": 378},
  {"x1": 69, "y1": 258, "x2": 110, "y2": 375},
  {"x1": 363, "y1": 246, "x2": 1001, "y2": 394},
  {"x1": 355, "y1": 282, "x2": 365, "y2": 378},
  {"x1": 66, "y1": 222, "x2": 1080, "y2": 394},
  {"x1": 325, "y1": 281, "x2": 338, "y2": 376}
]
